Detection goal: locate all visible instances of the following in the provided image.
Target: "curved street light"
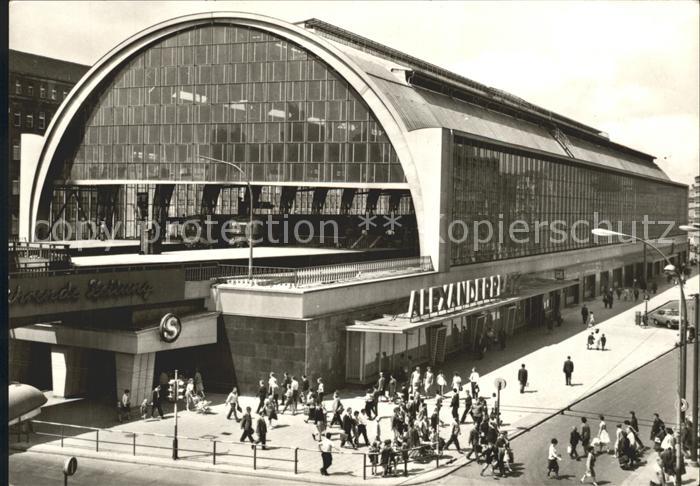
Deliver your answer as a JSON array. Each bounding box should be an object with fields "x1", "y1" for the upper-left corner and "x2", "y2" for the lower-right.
[
  {"x1": 199, "y1": 155, "x2": 254, "y2": 282},
  {"x1": 592, "y1": 226, "x2": 691, "y2": 481}
]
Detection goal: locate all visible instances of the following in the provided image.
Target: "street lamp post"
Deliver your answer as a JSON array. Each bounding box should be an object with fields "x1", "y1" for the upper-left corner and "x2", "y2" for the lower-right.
[
  {"x1": 680, "y1": 224, "x2": 700, "y2": 466},
  {"x1": 592, "y1": 227, "x2": 688, "y2": 484},
  {"x1": 199, "y1": 155, "x2": 254, "y2": 282}
]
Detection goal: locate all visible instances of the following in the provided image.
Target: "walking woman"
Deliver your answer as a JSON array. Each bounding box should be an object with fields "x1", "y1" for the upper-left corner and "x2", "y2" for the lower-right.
[
  {"x1": 225, "y1": 386, "x2": 241, "y2": 421},
  {"x1": 597, "y1": 415, "x2": 611, "y2": 454},
  {"x1": 581, "y1": 446, "x2": 599, "y2": 486}
]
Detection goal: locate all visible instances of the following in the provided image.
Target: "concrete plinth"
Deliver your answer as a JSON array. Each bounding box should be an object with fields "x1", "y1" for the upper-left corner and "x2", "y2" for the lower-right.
[
  {"x1": 51, "y1": 345, "x2": 89, "y2": 398},
  {"x1": 115, "y1": 352, "x2": 156, "y2": 407}
]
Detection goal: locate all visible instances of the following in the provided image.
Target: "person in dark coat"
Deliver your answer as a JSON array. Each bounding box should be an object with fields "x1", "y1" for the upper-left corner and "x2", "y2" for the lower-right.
[
  {"x1": 581, "y1": 305, "x2": 589, "y2": 325},
  {"x1": 255, "y1": 414, "x2": 268, "y2": 449},
  {"x1": 580, "y1": 417, "x2": 591, "y2": 451},
  {"x1": 569, "y1": 425, "x2": 581, "y2": 459},
  {"x1": 629, "y1": 411, "x2": 645, "y2": 448},
  {"x1": 150, "y1": 384, "x2": 164, "y2": 419},
  {"x1": 240, "y1": 407, "x2": 255, "y2": 443},
  {"x1": 460, "y1": 393, "x2": 473, "y2": 424},
  {"x1": 563, "y1": 356, "x2": 574, "y2": 385},
  {"x1": 517, "y1": 364, "x2": 528, "y2": 393},
  {"x1": 650, "y1": 413, "x2": 665, "y2": 441},
  {"x1": 341, "y1": 408, "x2": 356, "y2": 449},
  {"x1": 256, "y1": 380, "x2": 267, "y2": 414},
  {"x1": 450, "y1": 388, "x2": 460, "y2": 422}
]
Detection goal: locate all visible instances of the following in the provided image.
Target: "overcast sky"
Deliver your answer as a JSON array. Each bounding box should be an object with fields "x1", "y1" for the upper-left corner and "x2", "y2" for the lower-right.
[{"x1": 9, "y1": 0, "x2": 699, "y2": 186}]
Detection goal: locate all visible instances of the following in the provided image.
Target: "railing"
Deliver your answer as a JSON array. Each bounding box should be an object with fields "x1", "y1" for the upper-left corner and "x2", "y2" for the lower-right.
[
  {"x1": 216, "y1": 256, "x2": 433, "y2": 288},
  {"x1": 27, "y1": 419, "x2": 450, "y2": 480},
  {"x1": 9, "y1": 241, "x2": 72, "y2": 272}
]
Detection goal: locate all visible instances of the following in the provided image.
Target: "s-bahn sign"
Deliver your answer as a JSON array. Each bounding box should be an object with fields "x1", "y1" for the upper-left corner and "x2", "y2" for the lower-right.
[
  {"x1": 9, "y1": 268, "x2": 185, "y2": 321},
  {"x1": 408, "y1": 274, "x2": 509, "y2": 321}
]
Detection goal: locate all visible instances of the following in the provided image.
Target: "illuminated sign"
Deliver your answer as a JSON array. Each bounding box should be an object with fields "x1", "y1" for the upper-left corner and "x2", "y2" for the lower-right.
[
  {"x1": 408, "y1": 275, "x2": 504, "y2": 320},
  {"x1": 159, "y1": 313, "x2": 182, "y2": 343}
]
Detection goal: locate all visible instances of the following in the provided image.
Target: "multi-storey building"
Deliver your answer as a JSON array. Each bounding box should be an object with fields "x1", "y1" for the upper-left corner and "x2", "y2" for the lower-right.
[{"x1": 8, "y1": 50, "x2": 89, "y2": 237}]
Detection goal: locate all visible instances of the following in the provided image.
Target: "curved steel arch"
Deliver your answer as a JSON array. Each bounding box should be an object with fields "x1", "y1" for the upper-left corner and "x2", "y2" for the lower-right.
[{"x1": 29, "y1": 12, "x2": 428, "y2": 257}]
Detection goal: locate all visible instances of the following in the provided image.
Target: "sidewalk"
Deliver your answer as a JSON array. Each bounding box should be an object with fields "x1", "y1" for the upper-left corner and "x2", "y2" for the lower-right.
[{"x1": 12, "y1": 274, "x2": 698, "y2": 485}]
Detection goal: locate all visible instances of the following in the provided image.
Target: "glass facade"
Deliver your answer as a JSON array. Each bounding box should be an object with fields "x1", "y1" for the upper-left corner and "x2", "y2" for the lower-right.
[
  {"x1": 450, "y1": 137, "x2": 687, "y2": 266},
  {"x1": 60, "y1": 24, "x2": 404, "y2": 185}
]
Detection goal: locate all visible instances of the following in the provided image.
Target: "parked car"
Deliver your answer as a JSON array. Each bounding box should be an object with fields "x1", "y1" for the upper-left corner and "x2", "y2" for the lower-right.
[{"x1": 648, "y1": 307, "x2": 680, "y2": 329}]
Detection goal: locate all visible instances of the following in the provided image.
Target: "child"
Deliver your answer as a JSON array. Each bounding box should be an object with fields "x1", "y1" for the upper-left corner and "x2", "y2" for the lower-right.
[
  {"x1": 140, "y1": 398, "x2": 149, "y2": 420},
  {"x1": 369, "y1": 441, "x2": 380, "y2": 475}
]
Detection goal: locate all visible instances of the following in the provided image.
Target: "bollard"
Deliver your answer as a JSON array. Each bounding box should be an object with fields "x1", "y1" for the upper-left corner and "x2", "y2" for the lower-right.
[
  {"x1": 363, "y1": 454, "x2": 367, "y2": 480},
  {"x1": 435, "y1": 451, "x2": 439, "y2": 468},
  {"x1": 212, "y1": 440, "x2": 217, "y2": 465},
  {"x1": 294, "y1": 447, "x2": 298, "y2": 474},
  {"x1": 404, "y1": 457, "x2": 408, "y2": 477},
  {"x1": 253, "y1": 444, "x2": 257, "y2": 470},
  {"x1": 132, "y1": 433, "x2": 136, "y2": 456},
  {"x1": 60, "y1": 425, "x2": 64, "y2": 448},
  {"x1": 95, "y1": 430, "x2": 99, "y2": 452}
]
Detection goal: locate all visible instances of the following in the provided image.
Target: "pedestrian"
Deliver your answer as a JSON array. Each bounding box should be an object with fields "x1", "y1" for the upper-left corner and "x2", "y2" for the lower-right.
[
  {"x1": 616, "y1": 286, "x2": 622, "y2": 300},
  {"x1": 185, "y1": 378, "x2": 195, "y2": 411},
  {"x1": 357, "y1": 410, "x2": 370, "y2": 446},
  {"x1": 450, "y1": 388, "x2": 460, "y2": 422},
  {"x1": 423, "y1": 366, "x2": 434, "y2": 397},
  {"x1": 650, "y1": 456, "x2": 666, "y2": 486},
  {"x1": 317, "y1": 377, "x2": 325, "y2": 404},
  {"x1": 451, "y1": 372, "x2": 462, "y2": 393},
  {"x1": 436, "y1": 371, "x2": 447, "y2": 397},
  {"x1": 444, "y1": 418, "x2": 463, "y2": 453},
  {"x1": 581, "y1": 304, "x2": 589, "y2": 325},
  {"x1": 388, "y1": 374, "x2": 397, "y2": 401},
  {"x1": 602, "y1": 293, "x2": 609, "y2": 309},
  {"x1": 377, "y1": 372, "x2": 386, "y2": 401},
  {"x1": 225, "y1": 386, "x2": 241, "y2": 421},
  {"x1": 634, "y1": 288, "x2": 640, "y2": 301},
  {"x1": 410, "y1": 366, "x2": 421, "y2": 395},
  {"x1": 460, "y1": 392, "x2": 473, "y2": 424},
  {"x1": 569, "y1": 425, "x2": 581, "y2": 459},
  {"x1": 580, "y1": 417, "x2": 591, "y2": 451},
  {"x1": 587, "y1": 332, "x2": 595, "y2": 350},
  {"x1": 651, "y1": 281, "x2": 658, "y2": 294},
  {"x1": 595, "y1": 330, "x2": 602, "y2": 350},
  {"x1": 118, "y1": 389, "x2": 130, "y2": 423},
  {"x1": 341, "y1": 407, "x2": 356, "y2": 449},
  {"x1": 597, "y1": 415, "x2": 611, "y2": 453},
  {"x1": 255, "y1": 414, "x2": 268, "y2": 449},
  {"x1": 580, "y1": 446, "x2": 599, "y2": 486},
  {"x1": 312, "y1": 403, "x2": 327, "y2": 441},
  {"x1": 291, "y1": 375, "x2": 300, "y2": 412},
  {"x1": 151, "y1": 384, "x2": 164, "y2": 419},
  {"x1": 319, "y1": 432, "x2": 334, "y2": 476},
  {"x1": 467, "y1": 423, "x2": 482, "y2": 461},
  {"x1": 563, "y1": 356, "x2": 574, "y2": 385},
  {"x1": 301, "y1": 374, "x2": 310, "y2": 401},
  {"x1": 240, "y1": 406, "x2": 255, "y2": 443},
  {"x1": 140, "y1": 398, "x2": 149, "y2": 420},
  {"x1": 256, "y1": 380, "x2": 266, "y2": 414},
  {"x1": 194, "y1": 368, "x2": 204, "y2": 396},
  {"x1": 608, "y1": 288, "x2": 614, "y2": 308},
  {"x1": 547, "y1": 438, "x2": 562, "y2": 478},
  {"x1": 380, "y1": 439, "x2": 394, "y2": 477},
  {"x1": 629, "y1": 411, "x2": 644, "y2": 447},
  {"x1": 281, "y1": 384, "x2": 294, "y2": 414},
  {"x1": 587, "y1": 312, "x2": 595, "y2": 328},
  {"x1": 651, "y1": 413, "x2": 665, "y2": 442},
  {"x1": 268, "y1": 372, "x2": 279, "y2": 408},
  {"x1": 369, "y1": 440, "x2": 380, "y2": 475},
  {"x1": 517, "y1": 364, "x2": 528, "y2": 393},
  {"x1": 614, "y1": 424, "x2": 624, "y2": 457},
  {"x1": 469, "y1": 368, "x2": 480, "y2": 399}
]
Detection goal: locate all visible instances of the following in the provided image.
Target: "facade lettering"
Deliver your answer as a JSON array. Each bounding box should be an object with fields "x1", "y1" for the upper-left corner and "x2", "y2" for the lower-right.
[{"x1": 407, "y1": 274, "x2": 504, "y2": 319}]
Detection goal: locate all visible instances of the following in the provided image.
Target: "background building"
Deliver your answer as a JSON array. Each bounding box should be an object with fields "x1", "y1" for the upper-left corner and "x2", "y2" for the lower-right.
[
  {"x1": 10, "y1": 13, "x2": 689, "y2": 405},
  {"x1": 8, "y1": 50, "x2": 89, "y2": 238},
  {"x1": 690, "y1": 175, "x2": 700, "y2": 259}
]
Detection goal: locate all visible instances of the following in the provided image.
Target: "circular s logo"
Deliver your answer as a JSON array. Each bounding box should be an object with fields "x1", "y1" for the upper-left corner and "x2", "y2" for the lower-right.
[{"x1": 159, "y1": 313, "x2": 182, "y2": 343}]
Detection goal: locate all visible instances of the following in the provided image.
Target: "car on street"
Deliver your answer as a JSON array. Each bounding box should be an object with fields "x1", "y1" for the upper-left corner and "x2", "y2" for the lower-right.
[{"x1": 648, "y1": 307, "x2": 680, "y2": 328}]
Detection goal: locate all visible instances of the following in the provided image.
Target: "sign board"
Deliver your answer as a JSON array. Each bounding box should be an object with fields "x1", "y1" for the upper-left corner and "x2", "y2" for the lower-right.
[
  {"x1": 554, "y1": 269, "x2": 565, "y2": 280},
  {"x1": 494, "y1": 378, "x2": 507, "y2": 391},
  {"x1": 63, "y1": 456, "x2": 78, "y2": 476},
  {"x1": 408, "y1": 275, "x2": 504, "y2": 320},
  {"x1": 9, "y1": 267, "x2": 186, "y2": 321},
  {"x1": 159, "y1": 313, "x2": 182, "y2": 343}
]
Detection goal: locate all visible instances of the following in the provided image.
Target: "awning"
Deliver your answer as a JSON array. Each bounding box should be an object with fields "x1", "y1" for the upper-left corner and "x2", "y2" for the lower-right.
[{"x1": 346, "y1": 277, "x2": 577, "y2": 335}]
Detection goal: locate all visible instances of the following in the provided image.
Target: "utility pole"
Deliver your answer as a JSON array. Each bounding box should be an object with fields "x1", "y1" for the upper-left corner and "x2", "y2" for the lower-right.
[
  {"x1": 692, "y1": 292, "x2": 699, "y2": 466},
  {"x1": 169, "y1": 370, "x2": 183, "y2": 460}
]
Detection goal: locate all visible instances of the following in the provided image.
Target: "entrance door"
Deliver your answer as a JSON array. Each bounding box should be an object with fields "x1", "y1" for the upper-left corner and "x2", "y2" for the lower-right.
[
  {"x1": 613, "y1": 268, "x2": 623, "y2": 288},
  {"x1": 600, "y1": 272, "x2": 610, "y2": 293}
]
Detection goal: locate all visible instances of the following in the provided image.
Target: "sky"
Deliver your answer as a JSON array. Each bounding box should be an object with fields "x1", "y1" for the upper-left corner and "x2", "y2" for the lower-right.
[{"x1": 9, "y1": 0, "x2": 699, "y2": 186}]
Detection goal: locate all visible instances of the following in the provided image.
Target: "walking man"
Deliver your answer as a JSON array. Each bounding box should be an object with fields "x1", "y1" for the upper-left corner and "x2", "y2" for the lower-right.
[
  {"x1": 517, "y1": 364, "x2": 528, "y2": 393},
  {"x1": 150, "y1": 384, "x2": 164, "y2": 419},
  {"x1": 319, "y1": 433, "x2": 334, "y2": 476},
  {"x1": 240, "y1": 406, "x2": 255, "y2": 443},
  {"x1": 469, "y1": 368, "x2": 480, "y2": 399},
  {"x1": 580, "y1": 417, "x2": 591, "y2": 452},
  {"x1": 444, "y1": 418, "x2": 463, "y2": 453},
  {"x1": 581, "y1": 304, "x2": 589, "y2": 326},
  {"x1": 255, "y1": 414, "x2": 268, "y2": 449},
  {"x1": 450, "y1": 388, "x2": 460, "y2": 422},
  {"x1": 563, "y1": 356, "x2": 574, "y2": 386}
]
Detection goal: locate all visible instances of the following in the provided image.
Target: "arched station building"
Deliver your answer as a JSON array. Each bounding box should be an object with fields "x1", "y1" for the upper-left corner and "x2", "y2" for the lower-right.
[{"x1": 11, "y1": 13, "x2": 689, "y2": 405}]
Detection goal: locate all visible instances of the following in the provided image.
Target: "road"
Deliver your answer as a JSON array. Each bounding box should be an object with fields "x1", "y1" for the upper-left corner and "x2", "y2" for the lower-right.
[
  {"x1": 8, "y1": 450, "x2": 278, "y2": 486},
  {"x1": 437, "y1": 347, "x2": 699, "y2": 486}
]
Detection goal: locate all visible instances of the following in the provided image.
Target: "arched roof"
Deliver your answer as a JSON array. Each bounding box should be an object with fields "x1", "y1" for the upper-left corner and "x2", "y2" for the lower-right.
[{"x1": 30, "y1": 12, "x2": 426, "y2": 239}]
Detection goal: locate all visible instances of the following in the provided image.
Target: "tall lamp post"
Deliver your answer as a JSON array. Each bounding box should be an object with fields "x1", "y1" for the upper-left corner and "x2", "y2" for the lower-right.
[
  {"x1": 680, "y1": 223, "x2": 700, "y2": 466},
  {"x1": 199, "y1": 155, "x2": 254, "y2": 282},
  {"x1": 592, "y1": 227, "x2": 689, "y2": 484}
]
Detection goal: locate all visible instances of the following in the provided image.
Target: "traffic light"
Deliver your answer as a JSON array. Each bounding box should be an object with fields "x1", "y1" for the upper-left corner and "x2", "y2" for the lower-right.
[
  {"x1": 176, "y1": 380, "x2": 185, "y2": 401},
  {"x1": 168, "y1": 379, "x2": 176, "y2": 401}
]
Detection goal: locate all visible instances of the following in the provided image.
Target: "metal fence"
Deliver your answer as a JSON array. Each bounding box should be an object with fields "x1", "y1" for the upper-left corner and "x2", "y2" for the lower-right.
[
  {"x1": 9, "y1": 241, "x2": 72, "y2": 272},
  {"x1": 217, "y1": 256, "x2": 433, "y2": 288},
  {"x1": 27, "y1": 419, "x2": 450, "y2": 480}
]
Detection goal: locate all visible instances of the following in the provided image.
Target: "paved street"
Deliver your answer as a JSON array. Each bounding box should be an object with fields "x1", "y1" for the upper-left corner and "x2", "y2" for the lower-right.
[
  {"x1": 8, "y1": 450, "x2": 274, "y2": 486},
  {"x1": 436, "y1": 347, "x2": 699, "y2": 486}
]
